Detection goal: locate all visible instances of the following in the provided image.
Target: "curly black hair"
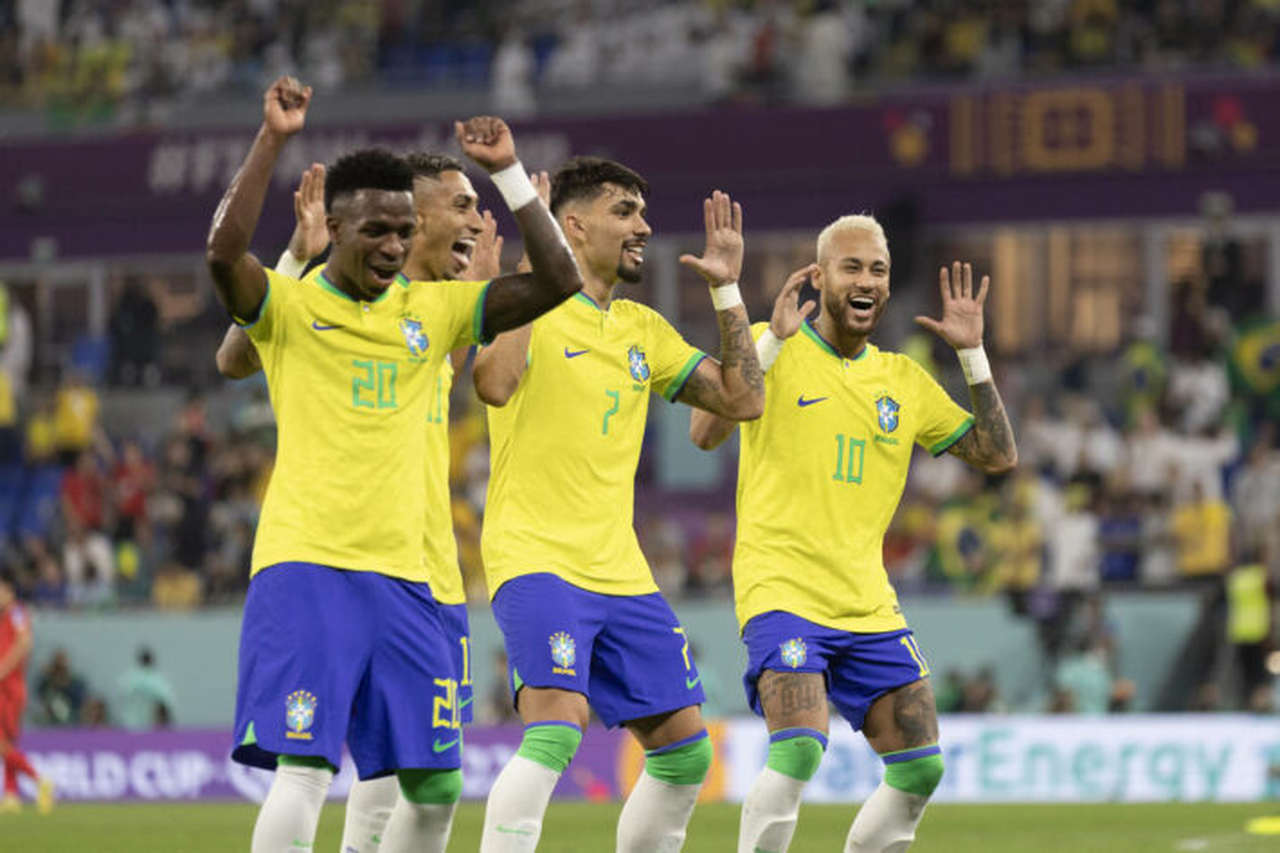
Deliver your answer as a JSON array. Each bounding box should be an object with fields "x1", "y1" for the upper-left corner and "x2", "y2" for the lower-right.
[
  {"x1": 550, "y1": 156, "x2": 649, "y2": 216},
  {"x1": 404, "y1": 152, "x2": 466, "y2": 181},
  {"x1": 324, "y1": 148, "x2": 414, "y2": 211}
]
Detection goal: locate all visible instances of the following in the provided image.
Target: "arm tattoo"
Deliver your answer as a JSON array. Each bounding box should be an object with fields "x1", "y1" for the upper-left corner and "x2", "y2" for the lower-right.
[
  {"x1": 675, "y1": 367, "x2": 720, "y2": 413},
  {"x1": 949, "y1": 380, "x2": 1017, "y2": 473},
  {"x1": 717, "y1": 306, "x2": 764, "y2": 396},
  {"x1": 891, "y1": 680, "x2": 939, "y2": 748}
]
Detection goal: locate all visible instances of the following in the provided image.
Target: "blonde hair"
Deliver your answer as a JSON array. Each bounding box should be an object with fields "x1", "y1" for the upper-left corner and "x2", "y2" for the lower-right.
[{"x1": 816, "y1": 214, "x2": 889, "y2": 263}]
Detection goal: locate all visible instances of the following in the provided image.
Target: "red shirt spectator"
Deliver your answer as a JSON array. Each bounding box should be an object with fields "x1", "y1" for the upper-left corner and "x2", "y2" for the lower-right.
[
  {"x1": 113, "y1": 441, "x2": 155, "y2": 523},
  {"x1": 61, "y1": 451, "x2": 106, "y2": 532}
]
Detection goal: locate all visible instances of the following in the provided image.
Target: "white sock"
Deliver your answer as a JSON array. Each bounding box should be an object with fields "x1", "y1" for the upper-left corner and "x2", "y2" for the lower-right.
[
  {"x1": 480, "y1": 754, "x2": 562, "y2": 852},
  {"x1": 250, "y1": 763, "x2": 333, "y2": 853},
  {"x1": 845, "y1": 781, "x2": 930, "y2": 853},
  {"x1": 738, "y1": 766, "x2": 809, "y2": 853},
  {"x1": 378, "y1": 798, "x2": 457, "y2": 853},
  {"x1": 340, "y1": 776, "x2": 399, "y2": 852},
  {"x1": 616, "y1": 770, "x2": 703, "y2": 853}
]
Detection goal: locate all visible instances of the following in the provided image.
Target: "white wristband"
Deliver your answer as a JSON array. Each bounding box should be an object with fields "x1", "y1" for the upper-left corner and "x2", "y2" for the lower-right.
[
  {"x1": 957, "y1": 345, "x2": 992, "y2": 385},
  {"x1": 756, "y1": 328, "x2": 783, "y2": 373},
  {"x1": 709, "y1": 281, "x2": 743, "y2": 311},
  {"x1": 490, "y1": 161, "x2": 538, "y2": 211},
  {"x1": 274, "y1": 248, "x2": 307, "y2": 279}
]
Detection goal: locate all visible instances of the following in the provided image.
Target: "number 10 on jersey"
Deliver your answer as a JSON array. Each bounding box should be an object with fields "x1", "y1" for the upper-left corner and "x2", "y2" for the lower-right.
[{"x1": 832, "y1": 434, "x2": 865, "y2": 484}]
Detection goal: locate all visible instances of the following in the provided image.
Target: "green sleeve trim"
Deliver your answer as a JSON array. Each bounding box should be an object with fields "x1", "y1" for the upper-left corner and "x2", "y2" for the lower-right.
[
  {"x1": 663, "y1": 352, "x2": 707, "y2": 402},
  {"x1": 472, "y1": 280, "x2": 493, "y2": 345},
  {"x1": 929, "y1": 417, "x2": 974, "y2": 456},
  {"x1": 233, "y1": 281, "x2": 270, "y2": 329}
]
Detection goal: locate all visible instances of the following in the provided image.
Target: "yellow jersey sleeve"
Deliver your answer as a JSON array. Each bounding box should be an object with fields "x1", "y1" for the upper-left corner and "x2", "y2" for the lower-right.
[
  {"x1": 907, "y1": 359, "x2": 974, "y2": 455},
  {"x1": 644, "y1": 308, "x2": 707, "y2": 402},
  {"x1": 239, "y1": 268, "x2": 298, "y2": 349}
]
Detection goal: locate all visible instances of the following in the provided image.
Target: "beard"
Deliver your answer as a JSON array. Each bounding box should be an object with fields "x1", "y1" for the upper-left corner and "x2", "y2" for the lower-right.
[
  {"x1": 827, "y1": 290, "x2": 886, "y2": 335},
  {"x1": 616, "y1": 259, "x2": 643, "y2": 284}
]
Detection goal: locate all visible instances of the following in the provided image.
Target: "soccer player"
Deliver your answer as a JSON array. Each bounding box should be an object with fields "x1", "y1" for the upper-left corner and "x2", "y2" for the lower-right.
[
  {"x1": 205, "y1": 77, "x2": 581, "y2": 853},
  {"x1": 690, "y1": 216, "x2": 1017, "y2": 852},
  {"x1": 472, "y1": 158, "x2": 765, "y2": 852},
  {"x1": 0, "y1": 572, "x2": 53, "y2": 814},
  {"x1": 216, "y1": 154, "x2": 519, "y2": 853}
]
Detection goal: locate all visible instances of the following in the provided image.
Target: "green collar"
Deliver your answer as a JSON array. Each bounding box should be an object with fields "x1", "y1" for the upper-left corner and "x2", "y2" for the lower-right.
[
  {"x1": 317, "y1": 266, "x2": 394, "y2": 304},
  {"x1": 573, "y1": 291, "x2": 608, "y2": 313},
  {"x1": 802, "y1": 320, "x2": 868, "y2": 361}
]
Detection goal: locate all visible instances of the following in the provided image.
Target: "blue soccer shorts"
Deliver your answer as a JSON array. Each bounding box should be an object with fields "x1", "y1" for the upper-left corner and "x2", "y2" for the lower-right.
[
  {"x1": 232, "y1": 563, "x2": 462, "y2": 778},
  {"x1": 439, "y1": 602, "x2": 474, "y2": 725},
  {"x1": 491, "y1": 573, "x2": 706, "y2": 727},
  {"x1": 743, "y1": 610, "x2": 930, "y2": 730}
]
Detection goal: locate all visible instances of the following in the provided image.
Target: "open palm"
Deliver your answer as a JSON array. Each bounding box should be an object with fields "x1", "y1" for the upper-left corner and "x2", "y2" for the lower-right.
[
  {"x1": 915, "y1": 261, "x2": 989, "y2": 349},
  {"x1": 679, "y1": 190, "x2": 743, "y2": 288}
]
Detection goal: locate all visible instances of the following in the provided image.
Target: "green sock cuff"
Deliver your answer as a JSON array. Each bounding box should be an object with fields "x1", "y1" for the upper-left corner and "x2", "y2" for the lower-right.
[
  {"x1": 397, "y1": 768, "x2": 462, "y2": 804},
  {"x1": 765, "y1": 735, "x2": 826, "y2": 782},
  {"x1": 517, "y1": 722, "x2": 583, "y2": 773},
  {"x1": 276, "y1": 754, "x2": 335, "y2": 773},
  {"x1": 644, "y1": 732, "x2": 713, "y2": 786},
  {"x1": 883, "y1": 753, "x2": 945, "y2": 797}
]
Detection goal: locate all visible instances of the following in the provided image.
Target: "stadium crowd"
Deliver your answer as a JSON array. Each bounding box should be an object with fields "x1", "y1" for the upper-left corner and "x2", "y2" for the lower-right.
[{"x1": 4, "y1": 0, "x2": 1280, "y2": 117}]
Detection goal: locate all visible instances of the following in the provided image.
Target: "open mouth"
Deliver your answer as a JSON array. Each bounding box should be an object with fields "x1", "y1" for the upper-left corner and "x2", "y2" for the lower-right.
[
  {"x1": 368, "y1": 263, "x2": 399, "y2": 287},
  {"x1": 622, "y1": 241, "x2": 646, "y2": 265},
  {"x1": 849, "y1": 295, "x2": 876, "y2": 319},
  {"x1": 451, "y1": 237, "x2": 476, "y2": 270}
]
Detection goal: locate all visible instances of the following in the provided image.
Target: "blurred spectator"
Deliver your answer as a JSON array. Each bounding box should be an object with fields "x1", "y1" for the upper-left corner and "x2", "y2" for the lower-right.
[
  {"x1": 685, "y1": 512, "x2": 734, "y2": 598},
  {"x1": 1226, "y1": 555, "x2": 1275, "y2": 711},
  {"x1": 0, "y1": 281, "x2": 33, "y2": 424},
  {"x1": 35, "y1": 649, "x2": 87, "y2": 726},
  {"x1": 1171, "y1": 481, "x2": 1233, "y2": 578},
  {"x1": 116, "y1": 646, "x2": 175, "y2": 730},
  {"x1": 492, "y1": 27, "x2": 535, "y2": 117},
  {"x1": 1200, "y1": 191, "x2": 1264, "y2": 323},
  {"x1": 1097, "y1": 490, "x2": 1143, "y2": 584},
  {"x1": 1230, "y1": 428, "x2": 1280, "y2": 556},
  {"x1": 52, "y1": 371, "x2": 99, "y2": 465},
  {"x1": 1054, "y1": 636, "x2": 1112, "y2": 714},
  {"x1": 108, "y1": 280, "x2": 160, "y2": 387}
]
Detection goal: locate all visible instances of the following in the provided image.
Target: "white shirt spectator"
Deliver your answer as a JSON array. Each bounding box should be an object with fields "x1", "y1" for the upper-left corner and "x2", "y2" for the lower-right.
[
  {"x1": 492, "y1": 32, "x2": 536, "y2": 117},
  {"x1": 1167, "y1": 358, "x2": 1230, "y2": 434},
  {"x1": 1047, "y1": 510, "x2": 1100, "y2": 591}
]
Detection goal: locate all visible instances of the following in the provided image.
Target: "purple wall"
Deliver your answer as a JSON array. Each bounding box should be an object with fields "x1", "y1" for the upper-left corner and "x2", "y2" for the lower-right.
[{"x1": 4, "y1": 73, "x2": 1279, "y2": 260}]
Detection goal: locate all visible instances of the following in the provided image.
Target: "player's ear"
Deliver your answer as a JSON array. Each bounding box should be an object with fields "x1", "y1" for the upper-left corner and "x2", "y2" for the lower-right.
[
  {"x1": 561, "y1": 211, "x2": 587, "y2": 246},
  {"x1": 810, "y1": 262, "x2": 825, "y2": 292},
  {"x1": 326, "y1": 215, "x2": 342, "y2": 244}
]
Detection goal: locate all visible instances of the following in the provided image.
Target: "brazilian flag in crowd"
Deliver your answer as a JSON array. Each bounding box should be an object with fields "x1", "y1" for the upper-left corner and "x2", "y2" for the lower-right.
[{"x1": 1228, "y1": 319, "x2": 1280, "y2": 421}]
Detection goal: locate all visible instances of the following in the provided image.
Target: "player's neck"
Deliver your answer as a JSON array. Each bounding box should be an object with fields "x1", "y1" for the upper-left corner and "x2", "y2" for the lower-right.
[
  {"x1": 816, "y1": 312, "x2": 869, "y2": 360},
  {"x1": 404, "y1": 259, "x2": 443, "y2": 282},
  {"x1": 580, "y1": 272, "x2": 617, "y2": 310}
]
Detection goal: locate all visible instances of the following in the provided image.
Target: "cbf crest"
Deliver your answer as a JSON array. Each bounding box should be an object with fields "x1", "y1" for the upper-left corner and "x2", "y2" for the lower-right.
[
  {"x1": 285, "y1": 689, "x2": 317, "y2": 740},
  {"x1": 875, "y1": 394, "x2": 900, "y2": 433},
  {"x1": 627, "y1": 345, "x2": 651, "y2": 382},
  {"x1": 779, "y1": 638, "x2": 807, "y2": 669},
  {"x1": 549, "y1": 631, "x2": 577, "y2": 675},
  {"x1": 399, "y1": 316, "x2": 429, "y2": 358}
]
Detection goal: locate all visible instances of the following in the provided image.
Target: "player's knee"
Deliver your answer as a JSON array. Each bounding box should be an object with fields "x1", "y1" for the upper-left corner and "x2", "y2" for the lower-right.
[
  {"x1": 644, "y1": 730, "x2": 713, "y2": 786},
  {"x1": 882, "y1": 747, "x2": 944, "y2": 798},
  {"x1": 765, "y1": 728, "x2": 828, "y2": 782},
  {"x1": 397, "y1": 768, "x2": 462, "y2": 805},
  {"x1": 517, "y1": 721, "x2": 583, "y2": 773}
]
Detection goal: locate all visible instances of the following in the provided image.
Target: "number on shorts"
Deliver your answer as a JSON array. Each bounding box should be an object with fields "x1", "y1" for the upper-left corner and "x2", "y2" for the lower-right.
[{"x1": 899, "y1": 635, "x2": 930, "y2": 678}]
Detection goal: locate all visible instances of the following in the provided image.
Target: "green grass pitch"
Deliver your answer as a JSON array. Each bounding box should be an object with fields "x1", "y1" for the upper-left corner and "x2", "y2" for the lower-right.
[{"x1": 3, "y1": 801, "x2": 1279, "y2": 851}]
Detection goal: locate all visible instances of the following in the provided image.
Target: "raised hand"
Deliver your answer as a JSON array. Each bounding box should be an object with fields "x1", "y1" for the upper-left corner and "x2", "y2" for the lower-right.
[
  {"x1": 287, "y1": 163, "x2": 329, "y2": 262},
  {"x1": 769, "y1": 264, "x2": 820, "y2": 338},
  {"x1": 679, "y1": 190, "x2": 744, "y2": 288},
  {"x1": 914, "y1": 261, "x2": 989, "y2": 350},
  {"x1": 456, "y1": 116, "x2": 517, "y2": 173},
  {"x1": 263, "y1": 76, "x2": 311, "y2": 138},
  {"x1": 516, "y1": 170, "x2": 551, "y2": 273},
  {"x1": 467, "y1": 209, "x2": 504, "y2": 280}
]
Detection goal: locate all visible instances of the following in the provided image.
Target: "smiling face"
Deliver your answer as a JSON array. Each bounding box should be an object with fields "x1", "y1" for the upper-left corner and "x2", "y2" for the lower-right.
[
  {"x1": 562, "y1": 182, "x2": 652, "y2": 286},
  {"x1": 326, "y1": 188, "x2": 416, "y2": 299},
  {"x1": 408, "y1": 169, "x2": 483, "y2": 281},
  {"x1": 813, "y1": 225, "x2": 891, "y2": 339}
]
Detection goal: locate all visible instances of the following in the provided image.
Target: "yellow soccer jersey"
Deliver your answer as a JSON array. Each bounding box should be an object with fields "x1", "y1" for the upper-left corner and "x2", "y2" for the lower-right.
[
  {"x1": 733, "y1": 321, "x2": 973, "y2": 633},
  {"x1": 483, "y1": 292, "x2": 705, "y2": 597},
  {"x1": 422, "y1": 356, "x2": 465, "y2": 604},
  {"x1": 241, "y1": 266, "x2": 487, "y2": 582}
]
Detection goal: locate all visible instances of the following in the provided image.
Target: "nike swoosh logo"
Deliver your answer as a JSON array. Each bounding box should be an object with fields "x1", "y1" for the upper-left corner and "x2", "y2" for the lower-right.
[
  {"x1": 564, "y1": 347, "x2": 589, "y2": 358},
  {"x1": 686, "y1": 675, "x2": 701, "y2": 689},
  {"x1": 312, "y1": 321, "x2": 341, "y2": 331},
  {"x1": 432, "y1": 737, "x2": 459, "y2": 753},
  {"x1": 797, "y1": 395, "x2": 829, "y2": 407}
]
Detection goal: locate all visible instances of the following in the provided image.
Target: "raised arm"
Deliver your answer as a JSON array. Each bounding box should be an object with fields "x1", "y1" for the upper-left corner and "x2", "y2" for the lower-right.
[
  {"x1": 473, "y1": 171, "x2": 550, "y2": 406},
  {"x1": 214, "y1": 163, "x2": 326, "y2": 380},
  {"x1": 672, "y1": 191, "x2": 764, "y2": 421},
  {"x1": 691, "y1": 264, "x2": 817, "y2": 449},
  {"x1": 454, "y1": 118, "x2": 581, "y2": 340},
  {"x1": 916, "y1": 262, "x2": 1017, "y2": 474},
  {"x1": 205, "y1": 76, "x2": 312, "y2": 321}
]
